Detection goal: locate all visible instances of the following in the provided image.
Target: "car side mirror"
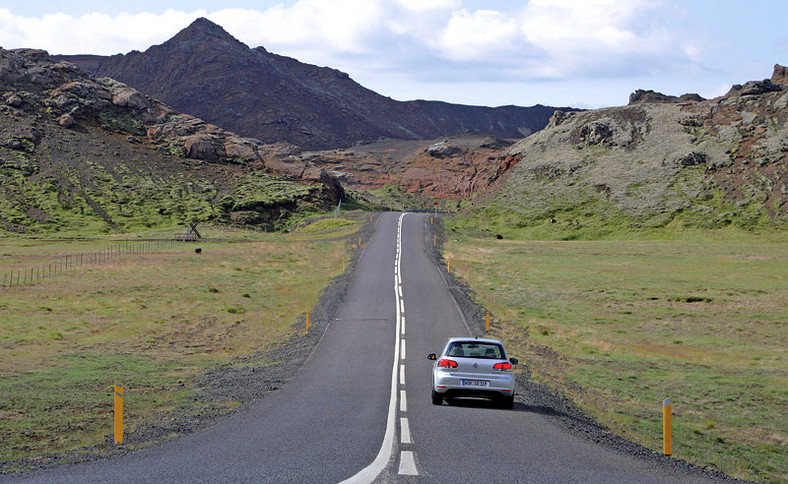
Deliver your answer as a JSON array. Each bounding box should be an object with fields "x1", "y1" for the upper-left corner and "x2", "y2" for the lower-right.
[
  {"x1": 510, "y1": 357, "x2": 519, "y2": 365},
  {"x1": 427, "y1": 353, "x2": 437, "y2": 360}
]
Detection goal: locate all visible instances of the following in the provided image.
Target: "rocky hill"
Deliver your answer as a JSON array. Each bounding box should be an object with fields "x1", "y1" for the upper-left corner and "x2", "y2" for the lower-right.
[
  {"x1": 0, "y1": 48, "x2": 342, "y2": 235},
  {"x1": 469, "y1": 65, "x2": 788, "y2": 235},
  {"x1": 59, "y1": 18, "x2": 568, "y2": 151}
]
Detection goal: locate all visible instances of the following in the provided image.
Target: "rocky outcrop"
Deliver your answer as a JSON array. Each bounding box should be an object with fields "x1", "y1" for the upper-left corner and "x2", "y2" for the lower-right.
[
  {"x1": 725, "y1": 79, "x2": 782, "y2": 97},
  {"x1": 771, "y1": 64, "x2": 788, "y2": 84},
  {"x1": 629, "y1": 89, "x2": 704, "y2": 105},
  {"x1": 59, "y1": 18, "x2": 575, "y2": 150}
]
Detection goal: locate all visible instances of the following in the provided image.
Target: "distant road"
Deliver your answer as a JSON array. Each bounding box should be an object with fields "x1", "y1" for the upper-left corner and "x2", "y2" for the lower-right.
[{"x1": 4, "y1": 213, "x2": 725, "y2": 483}]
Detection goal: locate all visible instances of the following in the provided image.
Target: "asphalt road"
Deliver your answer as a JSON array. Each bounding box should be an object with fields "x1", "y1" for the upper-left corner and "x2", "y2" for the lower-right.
[{"x1": 3, "y1": 212, "x2": 727, "y2": 483}]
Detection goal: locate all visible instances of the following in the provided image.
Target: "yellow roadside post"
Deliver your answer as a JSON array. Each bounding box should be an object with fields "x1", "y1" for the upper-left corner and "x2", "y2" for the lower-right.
[
  {"x1": 486, "y1": 313, "x2": 491, "y2": 332},
  {"x1": 306, "y1": 309, "x2": 311, "y2": 333},
  {"x1": 114, "y1": 381, "x2": 124, "y2": 444},
  {"x1": 433, "y1": 234, "x2": 437, "y2": 247},
  {"x1": 447, "y1": 260, "x2": 451, "y2": 273},
  {"x1": 663, "y1": 397, "x2": 672, "y2": 456}
]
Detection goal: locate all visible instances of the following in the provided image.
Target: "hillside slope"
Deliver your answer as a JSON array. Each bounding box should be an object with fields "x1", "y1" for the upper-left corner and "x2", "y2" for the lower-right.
[
  {"x1": 60, "y1": 18, "x2": 568, "y2": 150},
  {"x1": 470, "y1": 66, "x2": 788, "y2": 236},
  {"x1": 0, "y1": 48, "x2": 340, "y2": 235}
]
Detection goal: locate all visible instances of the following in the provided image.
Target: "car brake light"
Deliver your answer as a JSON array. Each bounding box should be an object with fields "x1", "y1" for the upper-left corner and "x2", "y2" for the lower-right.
[
  {"x1": 437, "y1": 358, "x2": 458, "y2": 368},
  {"x1": 493, "y1": 362, "x2": 512, "y2": 371}
]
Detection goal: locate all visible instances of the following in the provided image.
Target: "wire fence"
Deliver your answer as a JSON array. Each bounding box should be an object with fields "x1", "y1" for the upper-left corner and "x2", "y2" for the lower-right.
[{"x1": 1, "y1": 240, "x2": 177, "y2": 290}]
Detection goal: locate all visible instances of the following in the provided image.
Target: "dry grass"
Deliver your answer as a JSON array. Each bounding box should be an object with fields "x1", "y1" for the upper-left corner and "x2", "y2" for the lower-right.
[{"x1": 0, "y1": 222, "x2": 356, "y2": 463}]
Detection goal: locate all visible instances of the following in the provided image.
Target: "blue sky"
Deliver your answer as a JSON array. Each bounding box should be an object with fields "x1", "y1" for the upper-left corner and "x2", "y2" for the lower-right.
[{"x1": 1, "y1": 1, "x2": 786, "y2": 108}]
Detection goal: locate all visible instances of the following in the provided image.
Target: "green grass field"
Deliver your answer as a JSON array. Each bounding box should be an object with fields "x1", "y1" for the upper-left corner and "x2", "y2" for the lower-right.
[
  {"x1": 0, "y1": 219, "x2": 359, "y2": 466},
  {"x1": 445, "y1": 228, "x2": 787, "y2": 483}
]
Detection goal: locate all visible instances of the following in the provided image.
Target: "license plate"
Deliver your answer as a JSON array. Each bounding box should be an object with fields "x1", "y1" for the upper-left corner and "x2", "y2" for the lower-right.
[{"x1": 461, "y1": 379, "x2": 489, "y2": 387}]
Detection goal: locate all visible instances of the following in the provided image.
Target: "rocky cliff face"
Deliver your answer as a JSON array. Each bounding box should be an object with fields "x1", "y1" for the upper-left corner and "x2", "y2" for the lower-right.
[
  {"x1": 476, "y1": 65, "x2": 788, "y2": 233},
  {"x1": 0, "y1": 47, "x2": 340, "y2": 234},
  {"x1": 60, "y1": 18, "x2": 570, "y2": 150}
]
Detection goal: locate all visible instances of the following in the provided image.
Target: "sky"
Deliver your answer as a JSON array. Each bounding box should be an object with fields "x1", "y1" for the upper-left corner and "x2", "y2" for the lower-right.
[{"x1": 1, "y1": 0, "x2": 786, "y2": 109}]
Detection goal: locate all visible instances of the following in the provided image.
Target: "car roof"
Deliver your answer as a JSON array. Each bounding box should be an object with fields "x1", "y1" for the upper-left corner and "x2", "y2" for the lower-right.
[{"x1": 445, "y1": 337, "x2": 504, "y2": 345}]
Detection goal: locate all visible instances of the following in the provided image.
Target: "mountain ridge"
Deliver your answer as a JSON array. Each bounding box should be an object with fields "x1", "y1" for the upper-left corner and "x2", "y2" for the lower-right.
[{"x1": 59, "y1": 18, "x2": 573, "y2": 150}]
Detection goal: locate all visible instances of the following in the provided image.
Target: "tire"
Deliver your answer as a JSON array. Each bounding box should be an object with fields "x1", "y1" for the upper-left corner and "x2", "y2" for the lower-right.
[
  {"x1": 500, "y1": 395, "x2": 514, "y2": 409},
  {"x1": 431, "y1": 388, "x2": 443, "y2": 405}
]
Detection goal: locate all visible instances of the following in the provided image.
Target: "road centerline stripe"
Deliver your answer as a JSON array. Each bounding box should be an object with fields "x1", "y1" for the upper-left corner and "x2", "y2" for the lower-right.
[
  {"x1": 398, "y1": 451, "x2": 418, "y2": 476},
  {"x1": 340, "y1": 212, "x2": 407, "y2": 484},
  {"x1": 400, "y1": 417, "x2": 413, "y2": 444}
]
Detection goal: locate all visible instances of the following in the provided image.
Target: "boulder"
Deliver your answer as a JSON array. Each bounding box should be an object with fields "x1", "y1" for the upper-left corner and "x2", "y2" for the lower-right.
[
  {"x1": 426, "y1": 140, "x2": 463, "y2": 158},
  {"x1": 5, "y1": 93, "x2": 23, "y2": 107},
  {"x1": 111, "y1": 87, "x2": 151, "y2": 110},
  {"x1": 58, "y1": 113, "x2": 77, "y2": 128},
  {"x1": 183, "y1": 136, "x2": 224, "y2": 162},
  {"x1": 675, "y1": 151, "x2": 707, "y2": 167}
]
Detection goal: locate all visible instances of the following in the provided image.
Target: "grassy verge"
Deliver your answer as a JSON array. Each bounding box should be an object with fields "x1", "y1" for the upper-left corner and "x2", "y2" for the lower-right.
[
  {"x1": 0, "y1": 219, "x2": 359, "y2": 466},
  {"x1": 445, "y1": 227, "x2": 787, "y2": 483}
]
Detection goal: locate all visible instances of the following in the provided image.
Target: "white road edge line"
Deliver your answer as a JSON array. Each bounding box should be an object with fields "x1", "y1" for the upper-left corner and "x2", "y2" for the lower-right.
[{"x1": 340, "y1": 212, "x2": 407, "y2": 484}]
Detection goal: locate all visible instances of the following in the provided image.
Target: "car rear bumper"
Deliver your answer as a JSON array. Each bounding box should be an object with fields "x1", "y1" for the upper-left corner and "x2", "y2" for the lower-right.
[{"x1": 432, "y1": 372, "x2": 514, "y2": 397}]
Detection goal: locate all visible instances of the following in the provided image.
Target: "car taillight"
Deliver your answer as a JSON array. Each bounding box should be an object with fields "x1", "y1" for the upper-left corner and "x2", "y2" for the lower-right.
[
  {"x1": 437, "y1": 358, "x2": 458, "y2": 368},
  {"x1": 493, "y1": 362, "x2": 512, "y2": 371}
]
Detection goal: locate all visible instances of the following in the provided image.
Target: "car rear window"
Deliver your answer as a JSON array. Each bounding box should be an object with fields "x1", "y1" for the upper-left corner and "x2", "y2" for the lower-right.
[{"x1": 446, "y1": 342, "x2": 504, "y2": 359}]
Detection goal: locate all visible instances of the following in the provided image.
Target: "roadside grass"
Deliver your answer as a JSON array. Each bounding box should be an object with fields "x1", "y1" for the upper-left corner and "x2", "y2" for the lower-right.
[
  {"x1": 0, "y1": 219, "x2": 358, "y2": 465},
  {"x1": 445, "y1": 229, "x2": 787, "y2": 483}
]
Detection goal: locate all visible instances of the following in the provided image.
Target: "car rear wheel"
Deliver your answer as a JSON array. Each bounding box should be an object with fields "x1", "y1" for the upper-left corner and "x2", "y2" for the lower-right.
[
  {"x1": 431, "y1": 388, "x2": 443, "y2": 405},
  {"x1": 500, "y1": 394, "x2": 514, "y2": 409}
]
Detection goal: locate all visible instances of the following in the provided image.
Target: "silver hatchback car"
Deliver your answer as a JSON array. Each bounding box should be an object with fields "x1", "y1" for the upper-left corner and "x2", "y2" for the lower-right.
[{"x1": 428, "y1": 337, "x2": 518, "y2": 408}]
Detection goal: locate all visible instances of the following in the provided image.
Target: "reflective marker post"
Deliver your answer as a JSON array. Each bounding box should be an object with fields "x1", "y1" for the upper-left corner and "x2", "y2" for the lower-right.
[
  {"x1": 663, "y1": 397, "x2": 672, "y2": 456},
  {"x1": 114, "y1": 382, "x2": 124, "y2": 444},
  {"x1": 486, "y1": 313, "x2": 491, "y2": 333}
]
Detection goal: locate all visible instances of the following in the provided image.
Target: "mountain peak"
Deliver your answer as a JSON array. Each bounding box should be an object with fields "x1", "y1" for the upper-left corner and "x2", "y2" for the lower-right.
[{"x1": 168, "y1": 17, "x2": 247, "y2": 49}]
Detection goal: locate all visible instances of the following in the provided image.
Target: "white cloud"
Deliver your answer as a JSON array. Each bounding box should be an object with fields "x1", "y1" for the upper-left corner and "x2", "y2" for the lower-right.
[
  {"x1": 517, "y1": 0, "x2": 687, "y2": 78},
  {"x1": 0, "y1": 8, "x2": 201, "y2": 55},
  {"x1": 434, "y1": 9, "x2": 521, "y2": 61},
  {"x1": 395, "y1": 0, "x2": 461, "y2": 12}
]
